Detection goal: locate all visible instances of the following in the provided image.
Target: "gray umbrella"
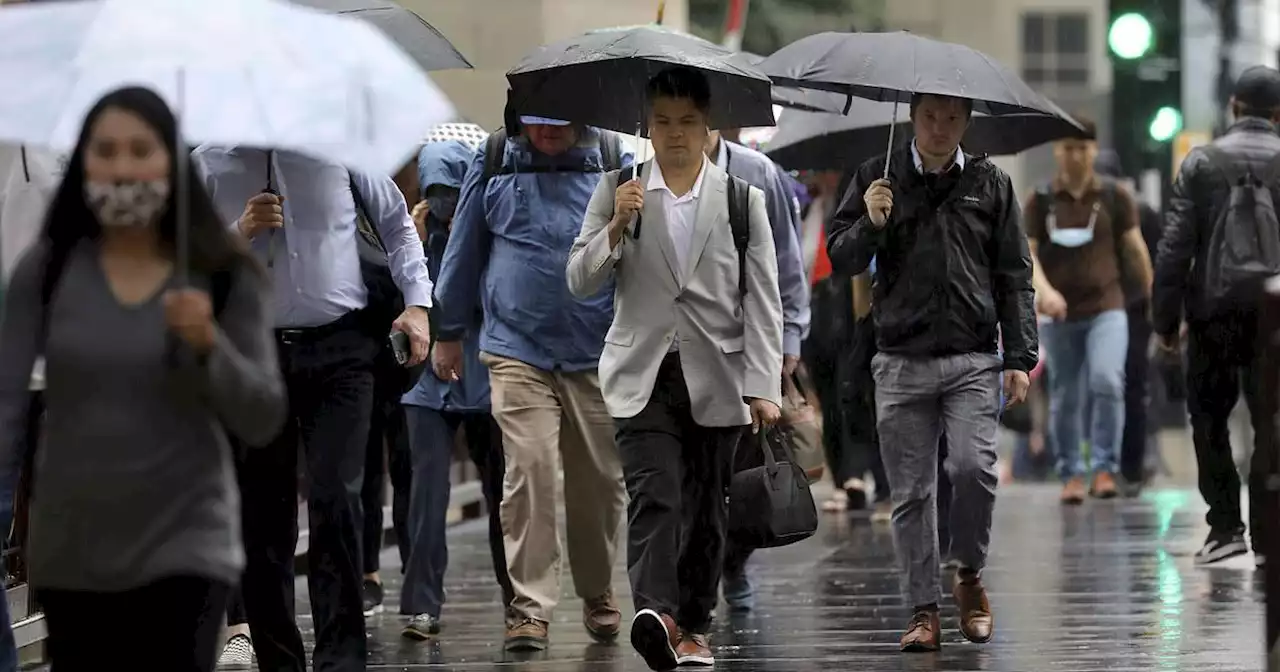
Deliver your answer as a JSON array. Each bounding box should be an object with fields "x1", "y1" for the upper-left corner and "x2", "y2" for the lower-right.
[
  {"x1": 506, "y1": 24, "x2": 775, "y2": 134},
  {"x1": 290, "y1": 0, "x2": 471, "y2": 71}
]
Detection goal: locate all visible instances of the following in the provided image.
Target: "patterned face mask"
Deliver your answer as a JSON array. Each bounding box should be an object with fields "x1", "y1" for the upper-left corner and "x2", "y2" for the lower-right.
[{"x1": 84, "y1": 180, "x2": 171, "y2": 228}]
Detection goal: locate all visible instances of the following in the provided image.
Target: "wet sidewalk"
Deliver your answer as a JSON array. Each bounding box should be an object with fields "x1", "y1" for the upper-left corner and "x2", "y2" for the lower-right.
[{"x1": 294, "y1": 483, "x2": 1265, "y2": 671}]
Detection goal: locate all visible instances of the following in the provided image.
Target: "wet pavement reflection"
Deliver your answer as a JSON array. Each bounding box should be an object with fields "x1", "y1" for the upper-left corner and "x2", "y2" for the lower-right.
[{"x1": 302, "y1": 485, "x2": 1264, "y2": 670}]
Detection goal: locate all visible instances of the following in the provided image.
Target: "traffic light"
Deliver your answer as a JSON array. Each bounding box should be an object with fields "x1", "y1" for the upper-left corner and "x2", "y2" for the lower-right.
[{"x1": 1108, "y1": 0, "x2": 1182, "y2": 178}]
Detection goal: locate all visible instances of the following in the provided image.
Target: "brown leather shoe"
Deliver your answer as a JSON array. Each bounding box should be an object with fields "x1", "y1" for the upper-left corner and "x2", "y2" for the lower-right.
[
  {"x1": 900, "y1": 609, "x2": 941, "y2": 652},
  {"x1": 675, "y1": 631, "x2": 714, "y2": 666},
  {"x1": 583, "y1": 590, "x2": 622, "y2": 641},
  {"x1": 953, "y1": 572, "x2": 994, "y2": 643},
  {"x1": 504, "y1": 617, "x2": 549, "y2": 652},
  {"x1": 1060, "y1": 477, "x2": 1086, "y2": 505},
  {"x1": 1091, "y1": 472, "x2": 1119, "y2": 499},
  {"x1": 631, "y1": 609, "x2": 679, "y2": 671}
]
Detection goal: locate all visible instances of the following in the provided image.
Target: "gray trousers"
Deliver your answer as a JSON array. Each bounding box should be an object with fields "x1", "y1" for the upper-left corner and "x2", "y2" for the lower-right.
[{"x1": 872, "y1": 352, "x2": 1002, "y2": 608}]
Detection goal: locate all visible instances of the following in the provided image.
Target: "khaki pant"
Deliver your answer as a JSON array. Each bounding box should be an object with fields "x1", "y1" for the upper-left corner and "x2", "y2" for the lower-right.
[{"x1": 481, "y1": 353, "x2": 626, "y2": 623}]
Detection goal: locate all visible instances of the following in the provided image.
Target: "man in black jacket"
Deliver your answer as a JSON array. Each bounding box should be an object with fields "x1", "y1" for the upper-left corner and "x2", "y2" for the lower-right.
[
  {"x1": 1154, "y1": 65, "x2": 1280, "y2": 567},
  {"x1": 828, "y1": 93, "x2": 1036, "y2": 653}
]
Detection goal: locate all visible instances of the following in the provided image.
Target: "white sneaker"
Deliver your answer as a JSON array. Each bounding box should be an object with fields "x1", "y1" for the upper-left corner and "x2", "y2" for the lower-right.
[{"x1": 217, "y1": 634, "x2": 255, "y2": 670}]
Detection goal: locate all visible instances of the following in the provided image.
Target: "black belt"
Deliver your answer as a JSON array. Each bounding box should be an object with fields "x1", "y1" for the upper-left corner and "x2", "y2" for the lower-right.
[{"x1": 275, "y1": 311, "x2": 363, "y2": 345}]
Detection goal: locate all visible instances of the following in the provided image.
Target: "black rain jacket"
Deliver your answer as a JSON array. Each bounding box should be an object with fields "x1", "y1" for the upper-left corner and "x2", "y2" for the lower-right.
[{"x1": 826, "y1": 146, "x2": 1038, "y2": 372}]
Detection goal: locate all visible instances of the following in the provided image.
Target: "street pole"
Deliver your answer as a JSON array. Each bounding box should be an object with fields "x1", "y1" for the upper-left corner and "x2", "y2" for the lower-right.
[{"x1": 1262, "y1": 277, "x2": 1280, "y2": 672}]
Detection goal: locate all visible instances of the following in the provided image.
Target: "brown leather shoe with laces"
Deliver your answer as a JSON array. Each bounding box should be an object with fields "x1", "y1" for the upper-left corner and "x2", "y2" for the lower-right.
[
  {"x1": 953, "y1": 571, "x2": 994, "y2": 643},
  {"x1": 675, "y1": 631, "x2": 714, "y2": 666},
  {"x1": 631, "y1": 609, "x2": 679, "y2": 671},
  {"x1": 583, "y1": 590, "x2": 622, "y2": 641},
  {"x1": 504, "y1": 617, "x2": 549, "y2": 652},
  {"x1": 900, "y1": 609, "x2": 940, "y2": 652},
  {"x1": 1060, "y1": 477, "x2": 1086, "y2": 505}
]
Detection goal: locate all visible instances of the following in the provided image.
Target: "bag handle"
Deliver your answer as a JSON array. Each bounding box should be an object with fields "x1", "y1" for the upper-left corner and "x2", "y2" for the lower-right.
[{"x1": 754, "y1": 429, "x2": 778, "y2": 470}]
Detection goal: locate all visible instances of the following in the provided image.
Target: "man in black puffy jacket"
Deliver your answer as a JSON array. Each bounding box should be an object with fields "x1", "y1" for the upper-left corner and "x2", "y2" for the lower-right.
[
  {"x1": 1154, "y1": 65, "x2": 1280, "y2": 567},
  {"x1": 827, "y1": 92, "x2": 1037, "y2": 653}
]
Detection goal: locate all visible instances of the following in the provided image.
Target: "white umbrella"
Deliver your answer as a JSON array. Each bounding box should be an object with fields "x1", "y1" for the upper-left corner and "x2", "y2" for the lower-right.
[{"x1": 0, "y1": 0, "x2": 455, "y2": 176}]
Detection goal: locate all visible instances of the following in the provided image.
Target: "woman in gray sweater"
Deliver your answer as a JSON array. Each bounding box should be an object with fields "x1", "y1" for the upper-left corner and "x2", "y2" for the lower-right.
[{"x1": 0, "y1": 87, "x2": 285, "y2": 671}]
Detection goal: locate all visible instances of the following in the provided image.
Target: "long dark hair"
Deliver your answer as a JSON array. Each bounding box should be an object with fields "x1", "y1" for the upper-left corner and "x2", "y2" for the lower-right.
[{"x1": 42, "y1": 86, "x2": 258, "y2": 278}]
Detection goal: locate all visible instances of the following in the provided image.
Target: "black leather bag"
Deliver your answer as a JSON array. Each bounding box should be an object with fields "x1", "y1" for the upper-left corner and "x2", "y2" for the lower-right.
[{"x1": 728, "y1": 429, "x2": 819, "y2": 549}]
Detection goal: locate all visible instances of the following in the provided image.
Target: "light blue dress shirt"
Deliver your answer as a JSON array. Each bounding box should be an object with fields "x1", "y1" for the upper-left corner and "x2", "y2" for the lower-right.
[{"x1": 192, "y1": 147, "x2": 433, "y2": 329}]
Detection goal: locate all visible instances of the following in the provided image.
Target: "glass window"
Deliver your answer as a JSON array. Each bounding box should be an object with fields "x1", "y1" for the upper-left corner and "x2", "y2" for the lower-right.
[
  {"x1": 1021, "y1": 12, "x2": 1091, "y2": 89},
  {"x1": 1055, "y1": 15, "x2": 1089, "y2": 55},
  {"x1": 1022, "y1": 15, "x2": 1046, "y2": 54}
]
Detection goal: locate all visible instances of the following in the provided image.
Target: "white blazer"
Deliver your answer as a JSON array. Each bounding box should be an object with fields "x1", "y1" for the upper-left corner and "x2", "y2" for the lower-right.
[{"x1": 566, "y1": 160, "x2": 783, "y2": 427}]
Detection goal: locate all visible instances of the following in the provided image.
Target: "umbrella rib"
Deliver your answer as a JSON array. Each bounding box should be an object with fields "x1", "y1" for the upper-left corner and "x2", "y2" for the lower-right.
[{"x1": 973, "y1": 50, "x2": 1021, "y2": 114}]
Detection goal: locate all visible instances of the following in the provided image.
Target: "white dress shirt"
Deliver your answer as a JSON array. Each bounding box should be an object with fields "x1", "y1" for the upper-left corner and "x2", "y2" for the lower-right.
[
  {"x1": 192, "y1": 147, "x2": 433, "y2": 328},
  {"x1": 647, "y1": 156, "x2": 708, "y2": 352}
]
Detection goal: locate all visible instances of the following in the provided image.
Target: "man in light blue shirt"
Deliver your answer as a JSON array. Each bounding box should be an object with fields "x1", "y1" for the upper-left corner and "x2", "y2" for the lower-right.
[{"x1": 193, "y1": 146, "x2": 433, "y2": 672}]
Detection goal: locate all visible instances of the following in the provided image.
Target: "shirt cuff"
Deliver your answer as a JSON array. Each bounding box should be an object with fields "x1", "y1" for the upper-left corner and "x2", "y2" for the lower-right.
[
  {"x1": 783, "y1": 332, "x2": 802, "y2": 358},
  {"x1": 610, "y1": 239, "x2": 623, "y2": 260},
  {"x1": 400, "y1": 282, "x2": 434, "y2": 309}
]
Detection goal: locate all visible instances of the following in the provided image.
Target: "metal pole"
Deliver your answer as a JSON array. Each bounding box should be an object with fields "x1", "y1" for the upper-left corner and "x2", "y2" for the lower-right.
[{"x1": 1260, "y1": 277, "x2": 1280, "y2": 672}]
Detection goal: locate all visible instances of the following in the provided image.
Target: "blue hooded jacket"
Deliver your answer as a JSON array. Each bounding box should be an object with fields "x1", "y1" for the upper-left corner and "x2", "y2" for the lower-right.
[
  {"x1": 433, "y1": 127, "x2": 633, "y2": 372},
  {"x1": 402, "y1": 140, "x2": 491, "y2": 412}
]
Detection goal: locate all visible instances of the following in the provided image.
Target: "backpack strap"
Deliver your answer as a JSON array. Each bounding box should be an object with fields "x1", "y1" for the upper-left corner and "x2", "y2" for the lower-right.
[
  {"x1": 727, "y1": 175, "x2": 751, "y2": 297},
  {"x1": 348, "y1": 174, "x2": 385, "y2": 252},
  {"x1": 480, "y1": 129, "x2": 509, "y2": 183},
  {"x1": 1200, "y1": 144, "x2": 1246, "y2": 185}
]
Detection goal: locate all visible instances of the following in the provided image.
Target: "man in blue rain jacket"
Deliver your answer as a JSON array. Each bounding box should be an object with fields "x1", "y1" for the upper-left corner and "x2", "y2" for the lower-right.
[
  {"x1": 431, "y1": 114, "x2": 633, "y2": 651},
  {"x1": 399, "y1": 136, "x2": 511, "y2": 641}
]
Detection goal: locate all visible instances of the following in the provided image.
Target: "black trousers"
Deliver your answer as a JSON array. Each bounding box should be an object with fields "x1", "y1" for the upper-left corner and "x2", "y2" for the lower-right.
[
  {"x1": 360, "y1": 379, "x2": 412, "y2": 573},
  {"x1": 1187, "y1": 312, "x2": 1268, "y2": 546},
  {"x1": 42, "y1": 576, "x2": 228, "y2": 672},
  {"x1": 239, "y1": 314, "x2": 378, "y2": 672},
  {"x1": 1121, "y1": 301, "x2": 1154, "y2": 484},
  {"x1": 617, "y1": 354, "x2": 742, "y2": 633}
]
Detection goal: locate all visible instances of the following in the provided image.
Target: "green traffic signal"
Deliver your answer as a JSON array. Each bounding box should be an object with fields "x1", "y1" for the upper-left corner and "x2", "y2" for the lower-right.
[
  {"x1": 1108, "y1": 12, "x2": 1154, "y2": 60},
  {"x1": 1148, "y1": 106, "x2": 1182, "y2": 142}
]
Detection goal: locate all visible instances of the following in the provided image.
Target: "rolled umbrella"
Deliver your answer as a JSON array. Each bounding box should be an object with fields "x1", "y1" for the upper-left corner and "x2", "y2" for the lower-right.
[
  {"x1": 766, "y1": 101, "x2": 1084, "y2": 172},
  {"x1": 505, "y1": 24, "x2": 775, "y2": 135},
  {"x1": 757, "y1": 31, "x2": 1081, "y2": 177},
  {"x1": 288, "y1": 0, "x2": 472, "y2": 71}
]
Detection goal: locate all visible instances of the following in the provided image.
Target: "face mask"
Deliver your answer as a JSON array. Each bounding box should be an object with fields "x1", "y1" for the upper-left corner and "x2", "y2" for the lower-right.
[
  {"x1": 84, "y1": 180, "x2": 171, "y2": 228},
  {"x1": 1046, "y1": 202, "x2": 1099, "y2": 248},
  {"x1": 426, "y1": 193, "x2": 459, "y2": 222}
]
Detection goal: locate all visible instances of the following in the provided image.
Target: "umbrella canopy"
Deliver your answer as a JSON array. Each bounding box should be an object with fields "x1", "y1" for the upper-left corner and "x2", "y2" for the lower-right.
[
  {"x1": 506, "y1": 24, "x2": 775, "y2": 134},
  {"x1": 287, "y1": 0, "x2": 472, "y2": 71},
  {"x1": 765, "y1": 101, "x2": 1084, "y2": 172},
  {"x1": 0, "y1": 0, "x2": 454, "y2": 176},
  {"x1": 758, "y1": 31, "x2": 1068, "y2": 117}
]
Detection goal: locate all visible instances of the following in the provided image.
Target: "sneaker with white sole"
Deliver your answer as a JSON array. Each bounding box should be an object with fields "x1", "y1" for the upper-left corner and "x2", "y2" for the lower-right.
[
  {"x1": 217, "y1": 634, "x2": 255, "y2": 670},
  {"x1": 402, "y1": 614, "x2": 441, "y2": 641},
  {"x1": 362, "y1": 578, "x2": 384, "y2": 616},
  {"x1": 1194, "y1": 530, "x2": 1248, "y2": 565},
  {"x1": 630, "y1": 609, "x2": 678, "y2": 671}
]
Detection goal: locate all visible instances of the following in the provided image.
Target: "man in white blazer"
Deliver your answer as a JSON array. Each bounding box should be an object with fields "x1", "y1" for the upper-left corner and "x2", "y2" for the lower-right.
[{"x1": 566, "y1": 67, "x2": 784, "y2": 671}]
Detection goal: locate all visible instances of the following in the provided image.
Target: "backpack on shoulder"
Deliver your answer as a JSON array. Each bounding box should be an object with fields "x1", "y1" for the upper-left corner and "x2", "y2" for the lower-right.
[
  {"x1": 480, "y1": 128, "x2": 624, "y2": 181},
  {"x1": 615, "y1": 162, "x2": 753, "y2": 296},
  {"x1": 1199, "y1": 145, "x2": 1280, "y2": 307}
]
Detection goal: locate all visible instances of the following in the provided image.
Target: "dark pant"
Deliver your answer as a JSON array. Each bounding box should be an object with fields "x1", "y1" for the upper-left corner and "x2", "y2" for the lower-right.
[
  {"x1": 401, "y1": 405, "x2": 510, "y2": 617},
  {"x1": 361, "y1": 385, "x2": 411, "y2": 573},
  {"x1": 617, "y1": 355, "x2": 742, "y2": 633},
  {"x1": 226, "y1": 585, "x2": 246, "y2": 626},
  {"x1": 1187, "y1": 313, "x2": 1268, "y2": 545},
  {"x1": 238, "y1": 316, "x2": 378, "y2": 672},
  {"x1": 1121, "y1": 302, "x2": 1154, "y2": 484},
  {"x1": 42, "y1": 576, "x2": 228, "y2": 672}
]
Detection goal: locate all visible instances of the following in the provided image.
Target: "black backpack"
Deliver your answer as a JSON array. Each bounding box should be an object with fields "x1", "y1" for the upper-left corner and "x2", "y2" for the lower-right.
[
  {"x1": 1199, "y1": 145, "x2": 1280, "y2": 307},
  {"x1": 480, "y1": 128, "x2": 624, "y2": 181},
  {"x1": 617, "y1": 162, "x2": 753, "y2": 297}
]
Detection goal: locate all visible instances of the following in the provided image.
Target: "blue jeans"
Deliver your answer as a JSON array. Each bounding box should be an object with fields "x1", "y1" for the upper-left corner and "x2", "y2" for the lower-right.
[{"x1": 1041, "y1": 309, "x2": 1128, "y2": 480}]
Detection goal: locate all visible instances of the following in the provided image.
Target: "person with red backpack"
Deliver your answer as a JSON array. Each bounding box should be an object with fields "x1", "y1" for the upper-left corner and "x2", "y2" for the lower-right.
[{"x1": 1155, "y1": 65, "x2": 1280, "y2": 567}]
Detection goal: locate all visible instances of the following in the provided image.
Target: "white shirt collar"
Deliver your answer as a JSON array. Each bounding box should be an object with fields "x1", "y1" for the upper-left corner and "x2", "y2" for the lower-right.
[
  {"x1": 647, "y1": 155, "x2": 709, "y2": 200},
  {"x1": 911, "y1": 140, "x2": 965, "y2": 174}
]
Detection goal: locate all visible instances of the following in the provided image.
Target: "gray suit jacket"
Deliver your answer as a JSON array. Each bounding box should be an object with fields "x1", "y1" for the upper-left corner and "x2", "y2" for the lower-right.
[{"x1": 566, "y1": 160, "x2": 784, "y2": 427}]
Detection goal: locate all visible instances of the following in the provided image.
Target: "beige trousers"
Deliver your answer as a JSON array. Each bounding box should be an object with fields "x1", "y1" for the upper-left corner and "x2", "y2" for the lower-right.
[{"x1": 481, "y1": 353, "x2": 626, "y2": 623}]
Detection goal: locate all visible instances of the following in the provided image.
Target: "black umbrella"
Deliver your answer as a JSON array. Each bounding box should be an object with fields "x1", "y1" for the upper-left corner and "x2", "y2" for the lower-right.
[
  {"x1": 506, "y1": 24, "x2": 775, "y2": 135},
  {"x1": 290, "y1": 0, "x2": 472, "y2": 71},
  {"x1": 758, "y1": 31, "x2": 1065, "y2": 116},
  {"x1": 765, "y1": 102, "x2": 1084, "y2": 172}
]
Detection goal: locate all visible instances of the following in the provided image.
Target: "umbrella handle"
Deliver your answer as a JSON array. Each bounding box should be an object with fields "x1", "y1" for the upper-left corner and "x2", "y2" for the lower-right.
[{"x1": 882, "y1": 99, "x2": 899, "y2": 181}]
